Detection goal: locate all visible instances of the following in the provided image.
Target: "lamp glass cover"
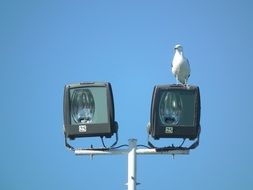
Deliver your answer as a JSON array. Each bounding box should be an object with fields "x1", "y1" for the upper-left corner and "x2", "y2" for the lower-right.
[
  {"x1": 159, "y1": 91, "x2": 183, "y2": 125},
  {"x1": 70, "y1": 87, "x2": 108, "y2": 125},
  {"x1": 158, "y1": 90, "x2": 195, "y2": 126}
]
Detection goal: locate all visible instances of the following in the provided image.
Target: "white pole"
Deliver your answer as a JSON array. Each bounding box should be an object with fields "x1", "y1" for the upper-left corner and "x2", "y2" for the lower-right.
[
  {"x1": 128, "y1": 139, "x2": 137, "y2": 190},
  {"x1": 75, "y1": 147, "x2": 189, "y2": 156},
  {"x1": 73, "y1": 139, "x2": 189, "y2": 190}
]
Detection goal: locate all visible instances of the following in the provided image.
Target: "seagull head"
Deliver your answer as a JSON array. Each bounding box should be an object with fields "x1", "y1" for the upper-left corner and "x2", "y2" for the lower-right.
[{"x1": 174, "y1": 44, "x2": 183, "y2": 52}]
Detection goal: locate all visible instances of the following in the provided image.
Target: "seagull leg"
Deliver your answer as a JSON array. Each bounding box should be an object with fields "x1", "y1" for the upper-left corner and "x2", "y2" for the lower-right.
[
  {"x1": 176, "y1": 76, "x2": 179, "y2": 85},
  {"x1": 185, "y1": 79, "x2": 190, "y2": 89}
]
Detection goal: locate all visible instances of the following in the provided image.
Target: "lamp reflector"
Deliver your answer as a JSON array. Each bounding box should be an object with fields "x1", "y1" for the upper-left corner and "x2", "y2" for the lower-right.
[
  {"x1": 159, "y1": 91, "x2": 183, "y2": 125},
  {"x1": 71, "y1": 88, "x2": 95, "y2": 124}
]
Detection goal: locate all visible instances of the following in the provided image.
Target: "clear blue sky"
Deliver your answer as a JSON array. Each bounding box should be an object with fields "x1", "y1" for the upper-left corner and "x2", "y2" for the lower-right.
[{"x1": 1, "y1": 0, "x2": 253, "y2": 189}]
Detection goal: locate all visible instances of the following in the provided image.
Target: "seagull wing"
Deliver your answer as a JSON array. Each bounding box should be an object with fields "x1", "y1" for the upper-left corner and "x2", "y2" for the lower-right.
[{"x1": 186, "y1": 58, "x2": 191, "y2": 77}]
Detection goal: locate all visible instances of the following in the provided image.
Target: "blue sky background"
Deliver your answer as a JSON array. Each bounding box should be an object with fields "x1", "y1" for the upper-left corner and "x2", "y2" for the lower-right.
[{"x1": 1, "y1": 0, "x2": 253, "y2": 189}]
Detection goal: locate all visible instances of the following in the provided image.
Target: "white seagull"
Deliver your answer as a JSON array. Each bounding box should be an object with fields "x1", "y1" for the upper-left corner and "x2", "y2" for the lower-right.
[{"x1": 171, "y1": 44, "x2": 191, "y2": 85}]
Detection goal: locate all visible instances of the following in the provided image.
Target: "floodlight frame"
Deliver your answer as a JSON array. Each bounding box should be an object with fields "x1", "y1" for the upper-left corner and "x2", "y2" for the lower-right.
[
  {"x1": 149, "y1": 84, "x2": 201, "y2": 140},
  {"x1": 63, "y1": 82, "x2": 117, "y2": 139}
]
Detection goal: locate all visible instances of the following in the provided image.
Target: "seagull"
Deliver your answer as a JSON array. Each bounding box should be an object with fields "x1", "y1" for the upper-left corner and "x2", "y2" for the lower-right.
[{"x1": 171, "y1": 44, "x2": 191, "y2": 86}]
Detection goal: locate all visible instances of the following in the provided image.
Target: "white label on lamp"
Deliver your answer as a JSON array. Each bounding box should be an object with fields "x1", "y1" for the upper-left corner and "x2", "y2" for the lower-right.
[
  {"x1": 79, "y1": 125, "x2": 87, "y2": 133},
  {"x1": 165, "y1": 127, "x2": 173, "y2": 134}
]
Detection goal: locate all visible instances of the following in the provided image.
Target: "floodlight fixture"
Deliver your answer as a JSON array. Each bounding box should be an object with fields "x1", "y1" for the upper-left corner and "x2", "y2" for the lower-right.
[
  {"x1": 149, "y1": 84, "x2": 201, "y2": 140},
  {"x1": 63, "y1": 82, "x2": 118, "y2": 140}
]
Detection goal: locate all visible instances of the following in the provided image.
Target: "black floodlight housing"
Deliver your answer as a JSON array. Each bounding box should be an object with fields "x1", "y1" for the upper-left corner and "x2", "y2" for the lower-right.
[
  {"x1": 149, "y1": 84, "x2": 200, "y2": 140},
  {"x1": 63, "y1": 82, "x2": 117, "y2": 139}
]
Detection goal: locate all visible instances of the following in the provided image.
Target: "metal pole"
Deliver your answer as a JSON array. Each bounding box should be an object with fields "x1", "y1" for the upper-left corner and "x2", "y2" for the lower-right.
[
  {"x1": 128, "y1": 139, "x2": 137, "y2": 190},
  {"x1": 73, "y1": 139, "x2": 189, "y2": 190},
  {"x1": 75, "y1": 147, "x2": 189, "y2": 156}
]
